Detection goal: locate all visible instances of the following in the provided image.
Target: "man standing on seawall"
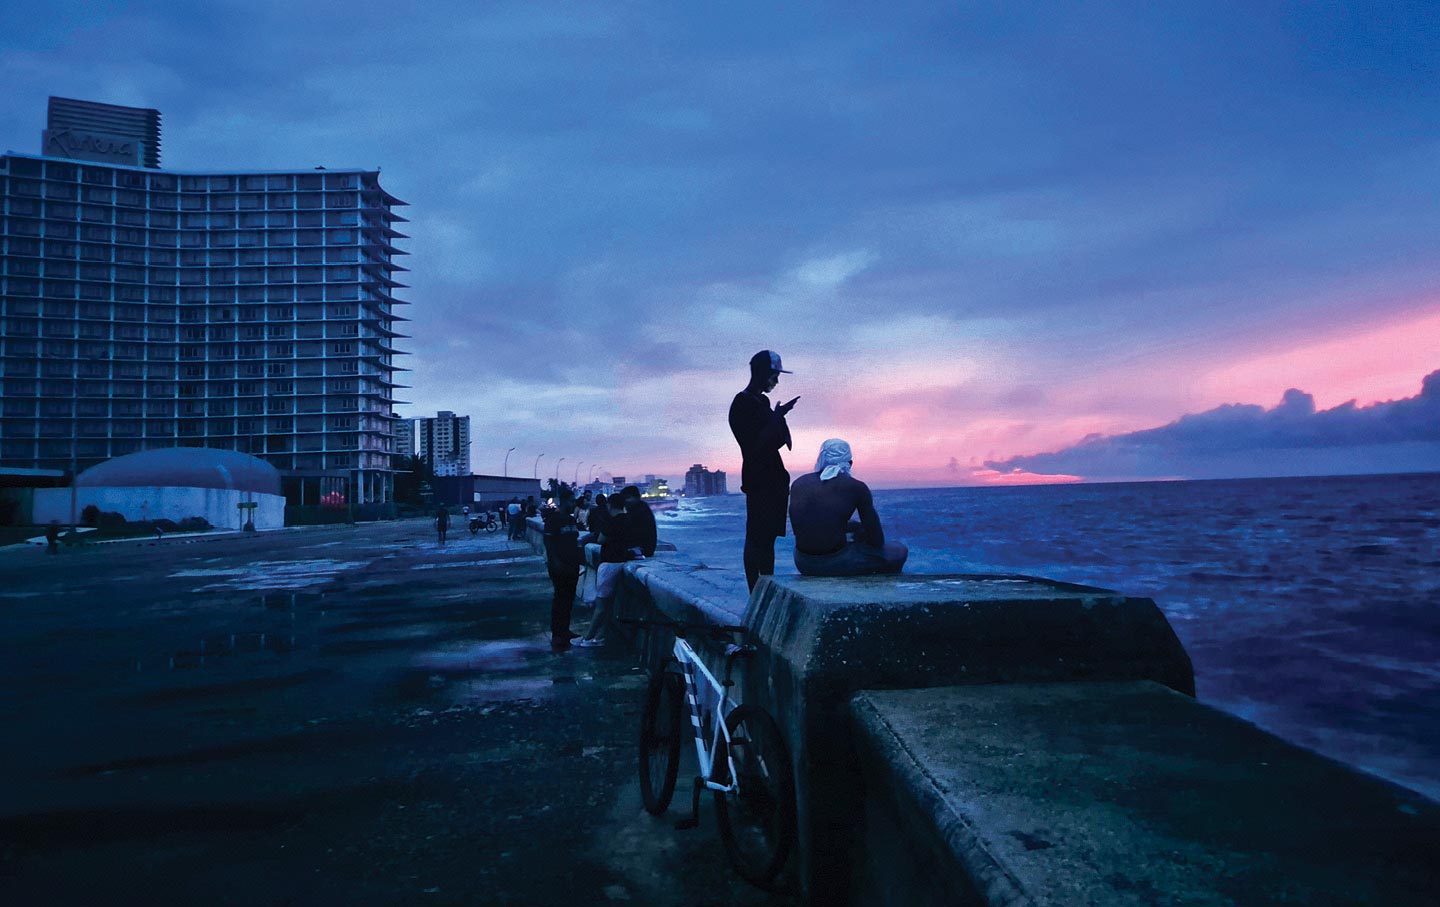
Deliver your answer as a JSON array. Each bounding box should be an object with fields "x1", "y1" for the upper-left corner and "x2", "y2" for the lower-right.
[{"x1": 729, "y1": 349, "x2": 799, "y2": 591}]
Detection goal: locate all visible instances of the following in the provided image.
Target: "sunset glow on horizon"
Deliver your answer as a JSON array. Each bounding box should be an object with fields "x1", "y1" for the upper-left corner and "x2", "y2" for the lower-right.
[{"x1": 4, "y1": 2, "x2": 1437, "y2": 487}]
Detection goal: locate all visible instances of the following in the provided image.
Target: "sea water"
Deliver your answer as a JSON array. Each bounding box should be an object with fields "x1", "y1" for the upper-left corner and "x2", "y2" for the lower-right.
[{"x1": 655, "y1": 472, "x2": 1440, "y2": 802}]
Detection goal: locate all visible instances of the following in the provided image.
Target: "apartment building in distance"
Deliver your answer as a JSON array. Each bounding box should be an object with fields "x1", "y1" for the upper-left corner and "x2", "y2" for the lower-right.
[
  {"x1": 0, "y1": 97, "x2": 410, "y2": 505},
  {"x1": 417, "y1": 410, "x2": 469, "y2": 477},
  {"x1": 684, "y1": 463, "x2": 727, "y2": 497},
  {"x1": 392, "y1": 417, "x2": 415, "y2": 459}
]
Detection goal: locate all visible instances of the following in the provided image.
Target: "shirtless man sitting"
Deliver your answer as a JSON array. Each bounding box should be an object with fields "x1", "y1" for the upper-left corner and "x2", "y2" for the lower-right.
[{"x1": 788, "y1": 438, "x2": 908, "y2": 576}]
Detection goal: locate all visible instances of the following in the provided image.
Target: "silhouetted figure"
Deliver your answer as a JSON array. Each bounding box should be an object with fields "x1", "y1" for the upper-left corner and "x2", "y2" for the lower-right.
[
  {"x1": 789, "y1": 439, "x2": 908, "y2": 576},
  {"x1": 542, "y1": 507, "x2": 584, "y2": 651},
  {"x1": 729, "y1": 349, "x2": 798, "y2": 591},
  {"x1": 576, "y1": 495, "x2": 634, "y2": 647},
  {"x1": 620, "y1": 485, "x2": 657, "y2": 558},
  {"x1": 434, "y1": 506, "x2": 450, "y2": 546},
  {"x1": 45, "y1": 520, "x2": 60, "y2": 555}
]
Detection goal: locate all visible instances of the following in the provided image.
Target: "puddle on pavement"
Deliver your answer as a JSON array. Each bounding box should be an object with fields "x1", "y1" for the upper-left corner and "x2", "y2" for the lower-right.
[
  {"x1": 410, "y1": 557, "x2": 540, "y2": 571},
  {"x1": 148, "y1": 630, "x2": 298, "y2": 671},
  {"x1": 260, "y1": 591, "x2": 325, "y2": 611},
  {"x1": 414, "y1": 639, "x2": 535, "y2": 673},
  {"x1": 172, "y1": 558, "x2": 353, "y2": 592}
]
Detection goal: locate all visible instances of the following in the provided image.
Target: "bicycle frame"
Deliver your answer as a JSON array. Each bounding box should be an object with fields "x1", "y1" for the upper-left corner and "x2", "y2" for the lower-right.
[{"x1": 671, "y1": 635, "x2": 739, "y2": 795}]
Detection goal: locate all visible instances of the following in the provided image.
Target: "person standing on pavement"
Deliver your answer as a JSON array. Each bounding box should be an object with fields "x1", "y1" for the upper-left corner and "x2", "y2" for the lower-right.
[
  {"x1": 542, "y1": 506, "x2": 584, "y2": 651},
  {"x1": 507, "y1": 498, "x2": 523, "y2": 539},
  {"x1": 729, "y1": 349, "x2": 799, "y2": 591},
  {"x1": 434, "y1": 505, "x2": 450, "y2": 546}
]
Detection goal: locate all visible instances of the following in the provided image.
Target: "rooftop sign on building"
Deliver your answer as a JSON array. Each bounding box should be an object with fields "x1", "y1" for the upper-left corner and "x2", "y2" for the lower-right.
[
  {"x1": 41, "y1": 96, "x2": 162, "y2": 168},
  {"x1": 41, "y1": 127, "x2": 141, "y2": 166}
]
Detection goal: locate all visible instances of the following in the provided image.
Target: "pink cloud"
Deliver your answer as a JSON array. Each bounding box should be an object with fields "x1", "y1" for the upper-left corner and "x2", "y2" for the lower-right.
[{"x1": 1200, "y1": 306, "x2": 1440, "y2": 410}]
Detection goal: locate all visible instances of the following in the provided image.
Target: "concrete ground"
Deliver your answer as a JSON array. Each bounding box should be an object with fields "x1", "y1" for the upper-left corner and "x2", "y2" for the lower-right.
[{"x1": 0, "y1": 521, "x2": 792, "y2": 906}]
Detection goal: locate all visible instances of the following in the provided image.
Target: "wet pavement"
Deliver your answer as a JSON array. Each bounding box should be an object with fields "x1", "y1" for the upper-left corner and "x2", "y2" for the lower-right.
[{"x1": 0, "y1": 521, "x2": 793, "y2": 905}]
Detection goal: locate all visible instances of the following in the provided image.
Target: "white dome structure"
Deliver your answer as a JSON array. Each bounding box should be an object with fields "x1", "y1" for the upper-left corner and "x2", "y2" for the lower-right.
[
  {"x1": 34, "y1": 447, "x2": 286, "y2": 531},
  {"x1": 77, "y1": 448, "x2": 281, "y2": 495}
]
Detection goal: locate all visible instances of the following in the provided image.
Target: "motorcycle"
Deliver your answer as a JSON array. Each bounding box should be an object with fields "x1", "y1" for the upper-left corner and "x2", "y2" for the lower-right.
[{"x1": 469, "y1": 512, "x2": 499, "y2": 534}]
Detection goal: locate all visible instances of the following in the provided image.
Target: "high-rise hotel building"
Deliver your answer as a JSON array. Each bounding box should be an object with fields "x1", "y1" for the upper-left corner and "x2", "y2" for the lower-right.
[{"x1": 0, "y1": 97, "x2": 409, "y2": 505}]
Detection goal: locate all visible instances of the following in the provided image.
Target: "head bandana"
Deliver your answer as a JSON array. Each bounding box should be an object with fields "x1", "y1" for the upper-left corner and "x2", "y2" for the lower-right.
[{"x1": 814, "y1": 438, "x2": 853, "y2": 482}]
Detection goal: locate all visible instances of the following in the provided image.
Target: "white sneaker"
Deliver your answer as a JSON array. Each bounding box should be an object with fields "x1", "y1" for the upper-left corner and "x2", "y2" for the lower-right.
[{"x1": 572, "y1": 638, "x2": 603, "y2": 648}]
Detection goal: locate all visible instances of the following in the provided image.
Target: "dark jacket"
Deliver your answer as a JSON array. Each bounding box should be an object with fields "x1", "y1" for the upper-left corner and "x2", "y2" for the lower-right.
[
  {"x1": 599, "y1": 510, "x2": 636, "y2": 563},
  {"x1": 626, "y1": 498, "x2": 657, "y2": 558},
  {"x1": 542, "y1": 514, "x2": 584, "y2": 572}
]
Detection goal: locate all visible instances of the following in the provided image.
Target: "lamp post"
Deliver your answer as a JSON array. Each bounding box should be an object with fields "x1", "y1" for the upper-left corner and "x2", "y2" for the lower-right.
[
  {"x1": 503, "y1": 446, "x2": 515, "y2": 477},
  {"x1": 554, "y1": 457, "x2": 566, "y2": 483},
  {"x1": 533, "y1": 453, "x2": 544, "y2": 479},
  {"x1": 589, "y1": 464, "x2": 598, "y2": 483},
  {"x1": 574, "y1": 461, "x2": 583, "y2": 484}
]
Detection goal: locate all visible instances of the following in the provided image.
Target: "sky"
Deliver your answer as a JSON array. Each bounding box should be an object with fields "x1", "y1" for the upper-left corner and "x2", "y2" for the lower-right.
[{"x1": 3, "y1": 1, "x2": 1437, "y2": 487}]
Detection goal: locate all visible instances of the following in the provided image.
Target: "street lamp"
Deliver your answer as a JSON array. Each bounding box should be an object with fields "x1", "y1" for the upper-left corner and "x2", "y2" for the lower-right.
[
  {"x1": 503, "y1": 446, "x2": 515, "y2": 477},
  {"x1": 588, "y1": 464, "x2": 598, "y2": 482},
  {"x1": 533, "y1": 453, "x2": 544, "y2": 479},
  {"x1": 573, "y1": 461, "x2": 583, "y2": 484},
  {"x1": 554, "y1": 457, "x2": 566, "y2": 483}
]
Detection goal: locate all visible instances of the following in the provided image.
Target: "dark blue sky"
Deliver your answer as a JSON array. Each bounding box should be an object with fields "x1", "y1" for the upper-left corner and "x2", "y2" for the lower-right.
[{"x1": 4, "y1": 1, "x2": 1437, "y2": 483}]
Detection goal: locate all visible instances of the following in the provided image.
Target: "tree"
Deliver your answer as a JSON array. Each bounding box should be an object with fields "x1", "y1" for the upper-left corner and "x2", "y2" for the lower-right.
[{"x1": 393, "y1": 455, "x2": 435, "y2": 506}]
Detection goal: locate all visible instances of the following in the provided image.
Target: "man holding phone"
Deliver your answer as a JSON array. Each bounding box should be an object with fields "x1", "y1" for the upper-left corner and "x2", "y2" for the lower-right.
[{"x1": 728, "y1": 349, "x2": 799, "y2": 591}]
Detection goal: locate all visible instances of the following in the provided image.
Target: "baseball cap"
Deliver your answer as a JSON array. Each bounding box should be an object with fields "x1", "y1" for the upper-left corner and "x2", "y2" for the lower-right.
[{"x1": 750, "y1": 349, "x2": 792, "y2": 374}]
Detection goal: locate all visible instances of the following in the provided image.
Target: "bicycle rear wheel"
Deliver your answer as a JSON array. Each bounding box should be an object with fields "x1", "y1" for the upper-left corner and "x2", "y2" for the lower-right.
[
  {"x1": 638, "y1": 668, "x2": 685, "y2": 815},
  {"x1": 714, "y1": 704, "x2": 796, "y2": 889}
]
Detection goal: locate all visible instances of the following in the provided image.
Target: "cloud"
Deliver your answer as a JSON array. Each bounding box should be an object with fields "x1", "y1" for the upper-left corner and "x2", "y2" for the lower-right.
[{"x1": 987, "y1": 370, "x2": 1440, "y2": 481}]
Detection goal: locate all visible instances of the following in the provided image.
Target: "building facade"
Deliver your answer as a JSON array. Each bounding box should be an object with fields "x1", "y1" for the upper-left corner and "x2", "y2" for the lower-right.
[
  {"x1": 417, "y1": 410, "x2": 469, "y2": 477},
  {"x1": 392, "y1": 417, "x2": 415, "y2": 459},
  {"x1": 684, "y1": 464, "x2": 727, "y2": 497},
  {"x1": 0, "y1": 98, "x2": 410, "y2": 505}
]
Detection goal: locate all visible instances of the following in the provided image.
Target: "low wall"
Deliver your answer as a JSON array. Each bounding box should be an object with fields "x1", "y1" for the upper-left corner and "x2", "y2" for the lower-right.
[
  {"x1": 527, "y1": 527, "x2": 1440, "y2": 904},
  {"x1": 849, "y1": 682, "x2": 1440, "y2": 906},
  {"x1": 33, "y1": 486, "x2": 286, "y2": 531}
]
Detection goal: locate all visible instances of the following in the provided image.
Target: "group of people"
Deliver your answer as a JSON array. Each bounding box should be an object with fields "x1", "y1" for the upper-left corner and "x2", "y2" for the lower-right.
[
  {"x1": 541, "y1": 485, "x2": 657, "y2": 652},
  {"x1": 444, "y1": 346, "x2": 903, "y2": 653},
  {"x1": 432, "y1": 497, "x2": 536, "y2": 546},
  {"x1": 730, "y1": 349, "x2": 908, "y2": 591}
]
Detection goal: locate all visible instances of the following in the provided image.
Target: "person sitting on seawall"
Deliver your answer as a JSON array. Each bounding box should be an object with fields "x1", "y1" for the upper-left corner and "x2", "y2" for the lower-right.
[
  {"x1": 789, "y1": 438, "x2": 908, "y2": 576},
  {"x1": 574, "y1": 494, "x2": 639, "y2": 648},
  {"x1": 619, "y1": 485, "x2": 657, "y2": 558}
]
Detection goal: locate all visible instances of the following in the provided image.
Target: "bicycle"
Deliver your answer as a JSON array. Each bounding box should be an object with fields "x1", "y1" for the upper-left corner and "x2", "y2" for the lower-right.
[{"x1": 628, "y1": 617, "x2": 797, "y2": 890}]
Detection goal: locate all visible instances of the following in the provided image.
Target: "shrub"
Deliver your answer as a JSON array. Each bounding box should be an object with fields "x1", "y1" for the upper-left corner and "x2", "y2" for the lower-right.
[
  {"x1": 97, "y1": 511, "x2": 127, "y2": 529},
  {"x1": 177, "y1": 516, "x2": 212, "y2": 532},
  {"x1": 82, "y1": 504, "x2": 101, "y2": 526}
]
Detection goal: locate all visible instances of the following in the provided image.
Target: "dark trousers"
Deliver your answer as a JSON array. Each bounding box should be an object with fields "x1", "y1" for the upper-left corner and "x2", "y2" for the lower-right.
[
  {"x1": 743, "y1": 486, "x2": 786, "y2": 592},
  {"x1": 743, "y1": 534, "x2": 776, "y2": 592},
  {"x1": 548, "y1": 564, "x2": 579, "y2": 642}
]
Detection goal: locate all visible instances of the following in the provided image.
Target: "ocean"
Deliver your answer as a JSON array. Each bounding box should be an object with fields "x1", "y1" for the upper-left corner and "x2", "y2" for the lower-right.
[{"x1": 654, "y1": 472, "x2": 1440, "y2": 802}]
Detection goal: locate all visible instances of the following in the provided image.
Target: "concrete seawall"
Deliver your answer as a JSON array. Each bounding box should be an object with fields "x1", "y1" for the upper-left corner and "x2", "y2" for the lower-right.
[{"x1": 527, "y1": 518, "x2": 1440, "y2": 904}]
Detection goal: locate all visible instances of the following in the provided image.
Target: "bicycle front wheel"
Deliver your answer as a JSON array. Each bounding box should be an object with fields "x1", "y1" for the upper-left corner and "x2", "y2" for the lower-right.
[
  {"x1": 714, "y1": 704, "x2": 796, "y2": 889},
  {"x1": 638, "y1": 668, "x2": 685, "y2": 815}
]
